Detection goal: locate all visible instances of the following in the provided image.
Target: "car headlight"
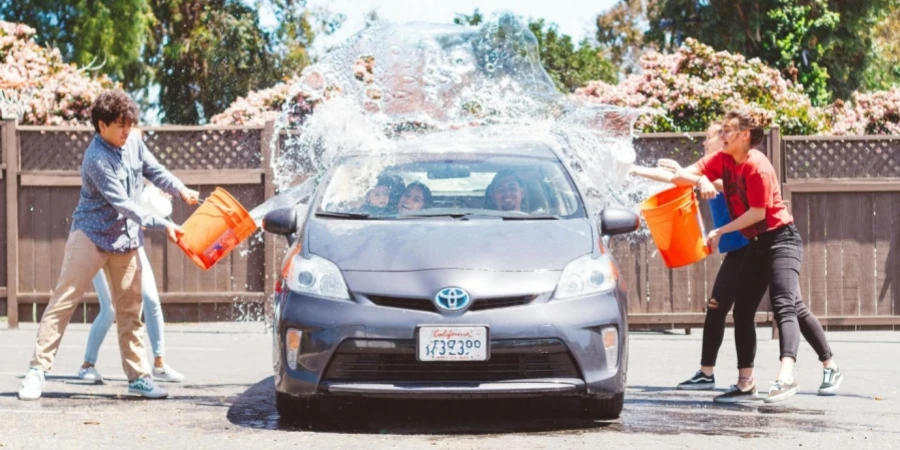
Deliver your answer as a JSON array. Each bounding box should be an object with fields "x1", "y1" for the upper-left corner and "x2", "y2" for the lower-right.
[
  {"x1": 286, "y1": 254, "x2": 351, "y2": 300},
  {"x1": 553, "y1": 253, "x2": 618, "y2": 300}
]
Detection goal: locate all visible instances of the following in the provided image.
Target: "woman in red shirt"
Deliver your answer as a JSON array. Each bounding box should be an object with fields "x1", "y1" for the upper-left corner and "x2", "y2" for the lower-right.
[{"x1": 671, "y1": 109, "x2": 843, "y2": 404}]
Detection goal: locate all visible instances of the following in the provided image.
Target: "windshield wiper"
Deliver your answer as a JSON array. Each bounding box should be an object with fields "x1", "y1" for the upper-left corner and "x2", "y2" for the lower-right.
[
  {"x1": 396, "y1": 212, "x2": 475, "y2": 219},
  {"x1": 315, "y1": 211, "x2": 377, "y2": 220},
  {"x1": 396, "y1": 211, "x2": 562, "y2": 221},
  {"x1": 499, "y1": 215, "x2": 562, "y2": 221}
]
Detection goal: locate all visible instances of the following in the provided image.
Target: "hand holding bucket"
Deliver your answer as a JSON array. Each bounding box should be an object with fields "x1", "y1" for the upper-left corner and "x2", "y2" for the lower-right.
[
  {"x1": 180, "y1": 188, "x2": 200, "y2": 206},
  {"x1": 705, "y1": 228, "x2": 722, "y2": 254}
]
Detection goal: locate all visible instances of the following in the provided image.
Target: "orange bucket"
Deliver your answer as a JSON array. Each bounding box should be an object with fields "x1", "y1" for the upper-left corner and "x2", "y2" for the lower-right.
[
  {"x1": 176, "y1": 187, "x2": 258, "y2": 270},
  {"x1": 639, "y1": 186, "x2": 710, "y2": 269}
]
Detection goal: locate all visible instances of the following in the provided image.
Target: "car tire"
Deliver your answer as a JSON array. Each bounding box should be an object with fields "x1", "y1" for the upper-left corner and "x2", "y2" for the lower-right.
[
  {"x1": 581, "y1": 392, "x2": 624, "y2": 420},
  {"x1": 275, "y1": 392, "x2": 320, "y2": 422}
]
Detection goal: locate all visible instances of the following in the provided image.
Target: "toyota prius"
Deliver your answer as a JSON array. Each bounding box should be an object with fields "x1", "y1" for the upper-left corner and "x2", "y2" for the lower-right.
[{"x1": 262, "y1": 131, "x2": 640, "y2": 421}]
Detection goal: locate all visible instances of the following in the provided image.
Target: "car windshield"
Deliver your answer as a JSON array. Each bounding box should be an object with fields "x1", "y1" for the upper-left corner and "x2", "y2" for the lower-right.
[{"x1": 316, "y1": 153, "x2": 586, "y2": 220}]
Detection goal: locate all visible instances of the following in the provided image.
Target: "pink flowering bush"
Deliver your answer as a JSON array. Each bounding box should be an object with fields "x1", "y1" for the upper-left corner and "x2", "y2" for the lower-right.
[
  {"x1": 576, "y1": 38, "x2": 825, "y2": 135},
  {"x1": 209, "y1": 76, "x2": 319, "y2": 126},
  {"x1": 0, "y1": 21, "x2": 114, "y2": 125},
  {"x1": 825, "y1": 88, "x2": 900, "y2": 135},
  {"x1": 212, "y1": 35, "x2": 898, "y2": 136}
]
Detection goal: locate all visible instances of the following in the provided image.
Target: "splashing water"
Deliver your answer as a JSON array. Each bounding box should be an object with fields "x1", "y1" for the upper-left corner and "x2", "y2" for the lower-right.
[{"x1": 249, "y1": 12, "x2": 667, "y2": 229}]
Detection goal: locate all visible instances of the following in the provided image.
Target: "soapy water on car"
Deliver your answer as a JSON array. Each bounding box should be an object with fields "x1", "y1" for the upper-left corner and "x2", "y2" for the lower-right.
[{"x1": 231, "y1": 12, "x2": 679, "y2": 320}]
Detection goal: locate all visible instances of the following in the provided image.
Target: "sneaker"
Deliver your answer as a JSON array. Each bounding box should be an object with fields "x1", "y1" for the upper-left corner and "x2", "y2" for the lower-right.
[
  {"x1": 128, "y1": 376, "x2": 169, "y2": 399},
  {"x1": 818, "y1": 367, "x2": 843, "y2": 396},
  {"x1": 713, "y1": 384, "x2": 758, "y2": 403},
  {"x1": 764, "y1": 380, "x2": 798, "y2": 403},
  {"x1": 77, "y1": 366, "x2": 104, "y2": 383},
  {"x1": 152, "y1": 365, "x2": 185, "y2": 383},
  {"x1": 677, "y1": 370, "x2": 716, "y2": 390},
  {"x1": 18, "y1": 368, "x2": 45, "y2": 401}
]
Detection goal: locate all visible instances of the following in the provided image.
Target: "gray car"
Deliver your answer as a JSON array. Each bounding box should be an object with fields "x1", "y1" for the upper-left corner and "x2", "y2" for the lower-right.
[{"x1": 262, "y1": 132, "x2": 640, "y2": 421}]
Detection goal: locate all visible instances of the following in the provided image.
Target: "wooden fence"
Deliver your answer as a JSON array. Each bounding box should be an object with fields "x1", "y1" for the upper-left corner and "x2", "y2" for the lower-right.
[
  {"x1": 1, "y1": 119, "x2": 898, "y2": 330},
  {"x1": 0, "y1": 120, "x2": 280, "y2": 328}
]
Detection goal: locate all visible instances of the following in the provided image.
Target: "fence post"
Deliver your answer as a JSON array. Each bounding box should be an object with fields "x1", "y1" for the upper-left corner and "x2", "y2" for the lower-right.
[
  {"x1": 769, "y1": 125, "x2": 783, "y2": 340},
  {"x1": 769, "y1": 126, "x2": 785, "y2": 204},
  {"x1": 3, "y1": 119, "x2": 18, "y2": 328},
  {"x1": 261, "y1": 121, "x2": 277, "y2": 322}
]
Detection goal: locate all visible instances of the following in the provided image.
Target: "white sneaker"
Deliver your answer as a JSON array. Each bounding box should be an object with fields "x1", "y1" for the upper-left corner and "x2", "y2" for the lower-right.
[
  {"x1": 77, "y1": 366, "x2": 104, "y2": 383},
  {"x1": 152, "y1": 365, "x2": 185, "y2": 383},
  {"x1": 128, "y1": 376, "x2": 169, "y2": 399},
  {"x1": 18, "y1": 368, "x2": 45, "y2": 401}
]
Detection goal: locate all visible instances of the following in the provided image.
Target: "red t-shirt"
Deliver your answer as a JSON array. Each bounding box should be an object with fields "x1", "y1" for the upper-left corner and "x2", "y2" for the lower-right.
[{"x1": 696, "y1": 149, "x2": 792, "y2": 238}]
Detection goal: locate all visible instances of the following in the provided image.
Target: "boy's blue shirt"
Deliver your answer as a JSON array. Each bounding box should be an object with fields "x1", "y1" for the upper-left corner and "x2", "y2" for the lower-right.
[{"x1": 71, "y1": 134, "x2": 185, "y2": 253}]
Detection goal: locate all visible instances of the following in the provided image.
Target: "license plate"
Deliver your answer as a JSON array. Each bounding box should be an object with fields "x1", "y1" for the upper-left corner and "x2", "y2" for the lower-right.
[{"x1": 416, "y1": 326, "x2": 489, "y2": 361}]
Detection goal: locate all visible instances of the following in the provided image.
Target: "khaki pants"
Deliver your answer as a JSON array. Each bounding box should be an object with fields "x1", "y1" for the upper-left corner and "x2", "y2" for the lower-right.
[{"x1": 30, "y1": 230, "x2": 149, "y2": 381}]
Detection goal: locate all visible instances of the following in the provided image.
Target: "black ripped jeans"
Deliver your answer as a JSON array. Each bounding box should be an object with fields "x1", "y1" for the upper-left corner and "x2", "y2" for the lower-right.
[{"x1": 700, "y1": 224, "x2": 834, "y2": 369}]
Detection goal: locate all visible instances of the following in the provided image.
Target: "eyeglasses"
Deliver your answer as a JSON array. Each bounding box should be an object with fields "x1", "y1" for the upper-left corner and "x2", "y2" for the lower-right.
[
  {"x1": 718, "y1": 127, "x2": 741, "y2": 136},
  {"x1": 494, "y1": 183, "x2": 521, "y2": 193}
]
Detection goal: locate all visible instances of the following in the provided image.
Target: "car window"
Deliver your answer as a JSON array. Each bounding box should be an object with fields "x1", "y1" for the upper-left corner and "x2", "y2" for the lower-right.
[{"x1": 316, "y1": 153, "x2": 586, "y2": 219}]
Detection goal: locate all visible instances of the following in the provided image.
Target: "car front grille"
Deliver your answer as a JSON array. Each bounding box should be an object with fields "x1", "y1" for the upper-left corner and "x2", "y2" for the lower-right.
[
  {"x1": 468, "y1": 295, "x2": 534, "y2": 311},
  {"x1": 365, "y1": 295, "x2": 536, "y2": 313},
  {"x1": 367, "y1": 295, "x2": 437, "y2": 313},
  {"x1": 322, "y1": 338, "x2": 581, "y2": 383}
]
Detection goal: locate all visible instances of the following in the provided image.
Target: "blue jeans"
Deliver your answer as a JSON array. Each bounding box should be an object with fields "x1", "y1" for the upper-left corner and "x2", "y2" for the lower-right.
[{"x1": 84, "y1": 247, "x2": 165, "y2": 364}]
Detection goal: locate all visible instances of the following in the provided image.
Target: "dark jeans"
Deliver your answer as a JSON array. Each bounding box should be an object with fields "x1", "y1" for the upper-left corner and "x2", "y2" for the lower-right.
[{"x1": 700, "y1": 225, "x2": 834, "y2": 369}]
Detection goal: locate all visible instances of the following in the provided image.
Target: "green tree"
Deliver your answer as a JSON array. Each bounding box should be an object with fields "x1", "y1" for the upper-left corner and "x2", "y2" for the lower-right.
[
  {"x1": 528, "y1": 19, "x2": 618, "y2": 92},
  {"x1": 818, "y1": 0, "x2": 896, "y2": 98},
  {"x1": 2, "y1": 0, "x2": 339, "y2": 124},
  {"x1": 0, "y1": 0, "x2": 155, "y2": 91},
  {"x1": 144, "y1": 1, "x2": 277, "y2": 123},
  {"x1": 595, "y1": 0, "x2": 657, "y2": 73},
  {"x1": 643, "y1": 0, "x2": 838, "y2": 105},
  {"x1": 639, "y1": 0, "x2": 894, "y2": 103},
  {"x1": 862, "y1": 2, "x2": 900, "y2": 90},
  {"x1": 145, "y1": 0, "x2": 343, "y2": 124},
  {"x1": 454, "y1": 10, "x2": 617, "y2": 92},
  {"x1": 269, "y1": 0, "x2": 345, "y2": 74}
]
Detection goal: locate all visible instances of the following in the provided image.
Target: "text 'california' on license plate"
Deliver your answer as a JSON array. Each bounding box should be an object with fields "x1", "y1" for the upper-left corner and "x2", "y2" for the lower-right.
[{"x1": 417, "y1": 325, "x2": 489, "y2": 361}]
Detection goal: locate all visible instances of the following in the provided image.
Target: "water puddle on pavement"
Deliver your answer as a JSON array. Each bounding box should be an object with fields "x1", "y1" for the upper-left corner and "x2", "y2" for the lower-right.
[{"x1": 225, "y1": 378, "x2": 846, "y2": 437}]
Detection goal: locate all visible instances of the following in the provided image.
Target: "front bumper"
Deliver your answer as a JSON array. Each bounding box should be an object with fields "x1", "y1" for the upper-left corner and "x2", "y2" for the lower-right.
[{"x1": 273, "y1": 288, "x2": 627, "y2": 400}]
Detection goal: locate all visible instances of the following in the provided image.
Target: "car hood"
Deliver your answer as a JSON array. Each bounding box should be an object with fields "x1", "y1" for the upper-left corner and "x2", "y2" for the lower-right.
[{"x1": 307, "y1": 218, "x2": 594, "y2": 272}]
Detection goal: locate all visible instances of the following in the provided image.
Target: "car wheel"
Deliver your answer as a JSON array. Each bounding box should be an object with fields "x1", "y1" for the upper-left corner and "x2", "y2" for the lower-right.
[
  {"x1": 581, "y1": 392, "x2": 624, "y2": 420},
  {"x1": 275, "y1": 392, "x2": 320, "y2": 422}
]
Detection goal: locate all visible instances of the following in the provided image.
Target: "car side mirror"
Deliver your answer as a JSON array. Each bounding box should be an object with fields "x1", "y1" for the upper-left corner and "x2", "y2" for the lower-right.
[
  {"x1": 600, "y1": 207, "x2": 640, "y2": 237},
  {"x1": 262, "y1": 207, "x2": 297, "y2": 236}
]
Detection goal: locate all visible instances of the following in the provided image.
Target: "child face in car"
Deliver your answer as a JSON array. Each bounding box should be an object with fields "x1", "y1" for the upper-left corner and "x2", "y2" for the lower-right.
[
  {"x1": 365, "y1": 185, "x2": 391, "y2": 208},
  {"x1": 398, "y1": 185, "x2": 426, "y2": 213}
]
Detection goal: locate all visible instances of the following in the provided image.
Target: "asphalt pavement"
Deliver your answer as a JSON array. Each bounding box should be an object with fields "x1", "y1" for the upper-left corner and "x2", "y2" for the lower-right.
[{"x1": 0, "y1": 320, "x2": 897, "y2": 449}]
